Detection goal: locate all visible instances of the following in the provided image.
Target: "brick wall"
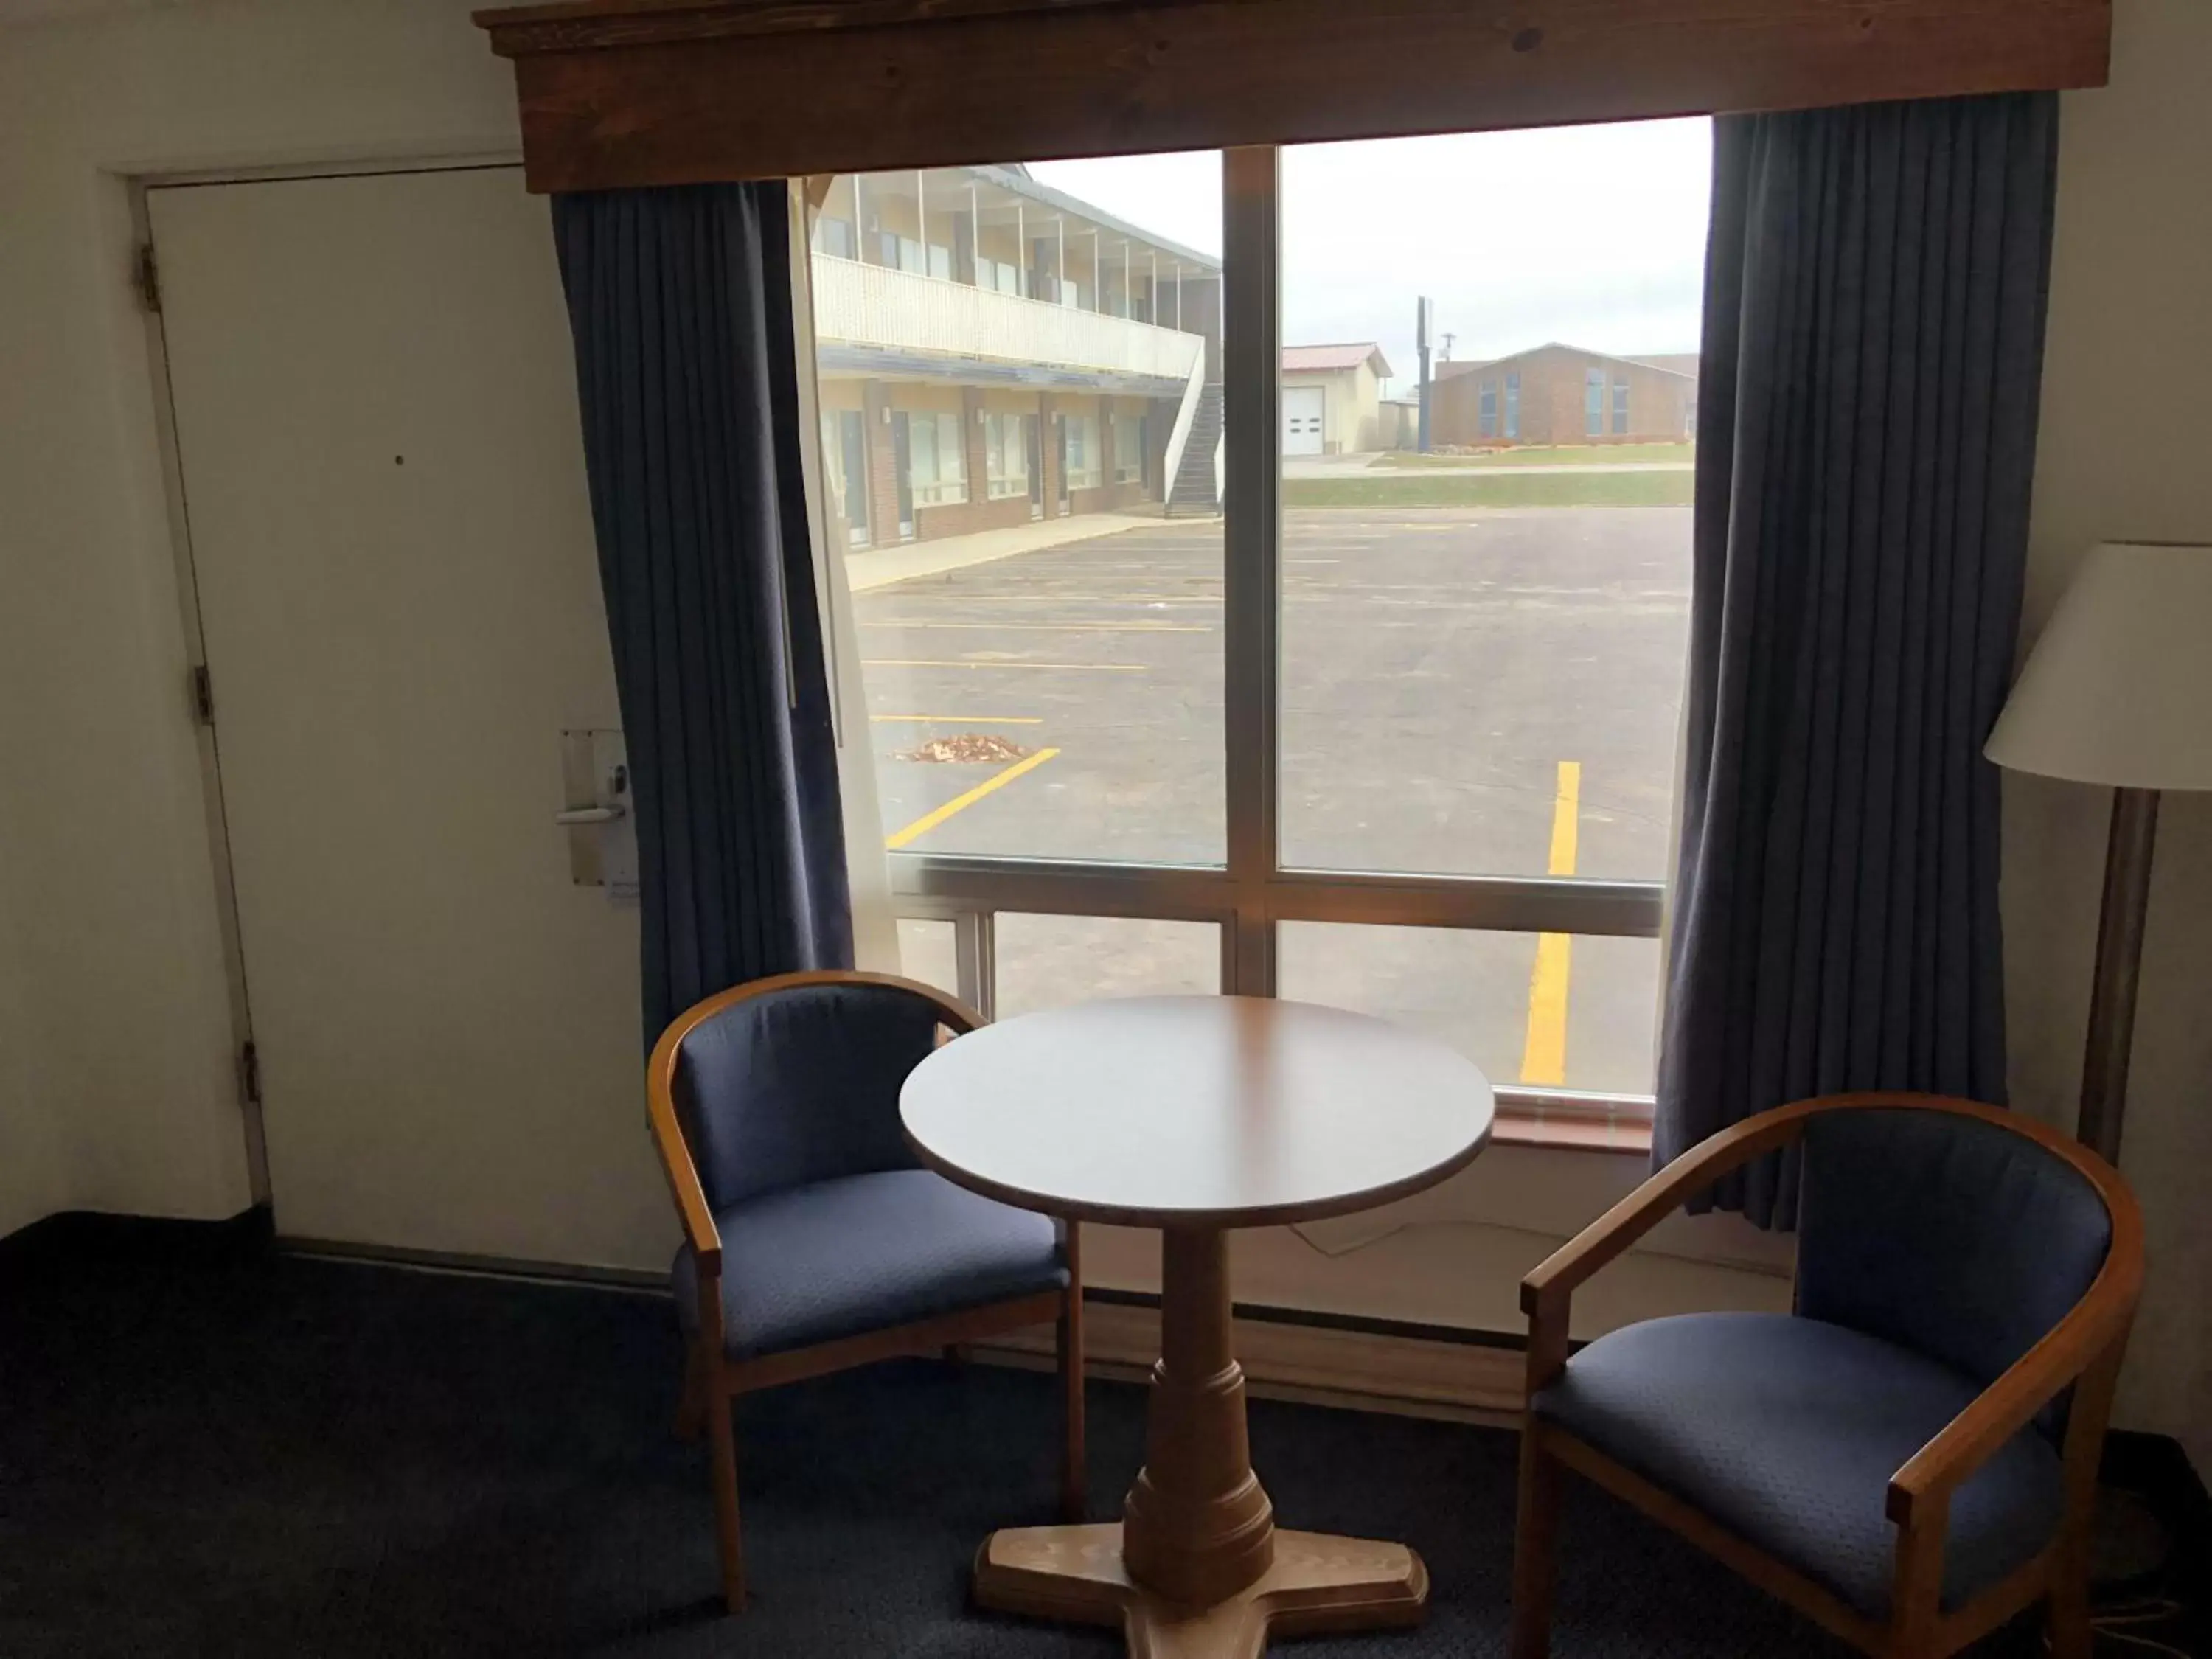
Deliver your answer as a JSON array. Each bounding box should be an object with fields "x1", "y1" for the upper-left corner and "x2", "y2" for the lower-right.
[
  {"x1": 1430, "y1": 347, "x2": 1694, "y2": 447},
  {"x1": 861, "y1": 382, "x2": 902, "y2": 538}
]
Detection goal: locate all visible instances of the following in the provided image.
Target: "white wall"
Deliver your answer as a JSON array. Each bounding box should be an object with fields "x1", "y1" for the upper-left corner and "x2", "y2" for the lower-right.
[
  {"x1": 0, "y1": 0, "x2": 2203, "y2": 1467},
  {"x1": 0, "y1": 0, "x2": 519, "y2": 1228},
  {"x1": 2009, "y1": 0, "x2": 2212, "y2": 1470},
  {"x1": 0, "y1": 872, "x2": 69, "y2": 1238}
]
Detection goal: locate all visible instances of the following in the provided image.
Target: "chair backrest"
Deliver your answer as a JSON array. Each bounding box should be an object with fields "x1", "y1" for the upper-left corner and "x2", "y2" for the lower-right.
[
  {"x1": 669, "y1": 975, "x2": 957, "y2": 1209},
  {"x1": 1795, "y1": 1107, "x2": 2113, "y2": 1423}
]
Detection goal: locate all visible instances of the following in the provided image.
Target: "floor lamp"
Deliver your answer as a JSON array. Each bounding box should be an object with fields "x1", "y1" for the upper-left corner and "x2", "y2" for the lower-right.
[
  {"x1": 1985, "y1": 540, "x2": 2212, "y2": 1596},
  {"x1": 1986, "y1": 540, "x2": 2212, "y2": 1164}
]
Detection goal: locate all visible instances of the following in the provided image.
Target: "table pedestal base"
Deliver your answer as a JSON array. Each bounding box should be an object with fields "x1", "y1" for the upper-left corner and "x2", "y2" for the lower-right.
[{"x1": 975, "y1": 1523, "x2": 1428, "y2": 1658}]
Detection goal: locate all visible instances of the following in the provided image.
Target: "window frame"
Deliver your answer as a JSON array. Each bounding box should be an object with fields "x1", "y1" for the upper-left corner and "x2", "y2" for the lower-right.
[
  {"x1": 844, "y1": 150, "x2": 1666, "y2": 1138},
  {"x1": 1110, "y1": 410, "x2": 1144, "y2": 485},
  {"x1": 1063, "y1": 411, "x2": 1103, "y2": 490},
  {"x1": 908, "y1": 408, "x2": 968, "y2": 507},
  {"x1": 983, "y1": 410, "x2": 1029, "y2": 500}
]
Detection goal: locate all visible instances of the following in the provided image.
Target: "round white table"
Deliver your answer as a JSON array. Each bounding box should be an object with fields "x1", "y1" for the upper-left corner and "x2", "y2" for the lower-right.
[{"x1": 902, "y1": 995, "x2": 1495, "y2": 1657}]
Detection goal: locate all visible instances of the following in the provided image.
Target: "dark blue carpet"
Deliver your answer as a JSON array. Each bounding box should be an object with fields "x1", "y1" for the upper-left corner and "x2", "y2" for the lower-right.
[{"x1": 0, "y1": 1251, "x2": 2055, "y2": 1657}]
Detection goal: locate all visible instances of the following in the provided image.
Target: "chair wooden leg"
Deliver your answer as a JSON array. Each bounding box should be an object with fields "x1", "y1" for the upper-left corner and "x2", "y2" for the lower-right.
[
  {"x1": 675, "y1": 1340, "x2": 708, "y2": 1442},
  {"x1": 2046, "y1": 1570, "x2": 2093, "y2": 1659},
  {"x1": 705, "y1": 1382, "x2": 746, "y2": 1615},
  {"x1": 1885, "y1": 1497, "x2": 1947, "y2": 1659},
  {"x1": 1509, "y1": 1423, "x2": 1563, "y2": 1659},
  {"x1": 1057, "y1": 1228, "x2": 1087, "y2": 1522}
]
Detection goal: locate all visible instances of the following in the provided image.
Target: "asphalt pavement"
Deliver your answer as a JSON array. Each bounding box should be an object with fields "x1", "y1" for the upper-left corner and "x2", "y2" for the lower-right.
[{"x1": 856, "y1": 507, "x2": 1691, "y2": 1099}]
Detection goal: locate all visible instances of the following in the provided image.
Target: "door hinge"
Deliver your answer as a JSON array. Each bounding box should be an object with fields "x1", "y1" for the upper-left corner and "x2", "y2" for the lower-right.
[
  {"x1": 239, "y1": 1041, "x2": 262, "y2": 1110},
  {"x1": 136, "y1": 241, "x2": 162, "y2": 314},
  {"x1": 190, "y1": 663, "x2": 215, "y2": 726}
]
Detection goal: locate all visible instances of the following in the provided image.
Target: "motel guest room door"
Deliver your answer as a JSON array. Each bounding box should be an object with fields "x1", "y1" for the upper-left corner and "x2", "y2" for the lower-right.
[{"x1": 149, "y1": 166, "x2": 672, "y2": 1273}]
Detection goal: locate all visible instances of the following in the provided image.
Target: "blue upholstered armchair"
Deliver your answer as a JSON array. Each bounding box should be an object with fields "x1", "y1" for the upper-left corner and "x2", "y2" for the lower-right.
[
  {"x1": 1511, "y1": 1094, "x2": 2142, "y2": 1659},
  {"x1": 647, "y1": 970, "x2": 1085, "y2": 1614}
]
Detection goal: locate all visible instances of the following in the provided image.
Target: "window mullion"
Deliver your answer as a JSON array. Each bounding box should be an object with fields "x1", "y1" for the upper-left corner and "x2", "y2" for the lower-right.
[{"x1": 1222, "y1": 144, "x2": 1281, "y2": 997}]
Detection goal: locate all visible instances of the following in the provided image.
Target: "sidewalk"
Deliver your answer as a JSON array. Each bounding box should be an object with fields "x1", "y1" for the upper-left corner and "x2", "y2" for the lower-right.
[
  {"x1": 846, "y1": 510, "x2": 1190, "y2": 592},
  {"x1": 1285, "y1": 451, "x2": 1691, "y2": 479}
]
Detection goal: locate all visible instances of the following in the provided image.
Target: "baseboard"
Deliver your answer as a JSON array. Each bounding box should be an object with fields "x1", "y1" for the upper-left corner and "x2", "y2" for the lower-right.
[
  {"x1": 973, "y1": 1292, "x2": 1528, "y2": 1425},
  {"x1": 0, "y1": 1203, "x2": 273, "y2": 1279}
]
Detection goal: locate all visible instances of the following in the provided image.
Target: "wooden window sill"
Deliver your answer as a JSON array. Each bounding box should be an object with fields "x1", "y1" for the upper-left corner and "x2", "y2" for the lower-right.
[{"x1": 1491, "y1": 1107, "x2": 1653, "y2": 1156}]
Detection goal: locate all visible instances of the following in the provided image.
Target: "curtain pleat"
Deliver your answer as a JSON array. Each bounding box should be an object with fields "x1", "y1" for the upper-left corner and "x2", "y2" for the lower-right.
[
  {"x1": 1656, "y1": 95, "x2": 2057, "y2": 1225},
  {"x1": 553, "y1": 183, "x2": 853, "y2": 1045}
]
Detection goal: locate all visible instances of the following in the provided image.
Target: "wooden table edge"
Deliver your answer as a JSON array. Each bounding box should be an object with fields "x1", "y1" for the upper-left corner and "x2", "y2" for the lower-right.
[{"x1": 901, "y1": 1120, "x2": 1495, "y2": 1231}]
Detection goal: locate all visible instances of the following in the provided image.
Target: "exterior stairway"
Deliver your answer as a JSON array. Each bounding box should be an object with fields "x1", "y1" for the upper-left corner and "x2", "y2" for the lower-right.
[{"x1": 1164, "y1": 383, "x2": 1223, "y2": 517}]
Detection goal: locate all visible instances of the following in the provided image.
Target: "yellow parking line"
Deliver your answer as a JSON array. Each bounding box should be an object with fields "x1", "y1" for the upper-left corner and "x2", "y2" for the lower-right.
[
  {"x1": 864, "y1": 659, "x2": 1146, "y2": 672},
  {"x1": 886, "y1": 748, "x2": 1060, "y2": 851},
  {"x1": 869, "y1": 714, "x2": 1044, "y2": 725},
  {"x1": 1520, "y1": 760, "x2": 1582, "y2": 1087}
]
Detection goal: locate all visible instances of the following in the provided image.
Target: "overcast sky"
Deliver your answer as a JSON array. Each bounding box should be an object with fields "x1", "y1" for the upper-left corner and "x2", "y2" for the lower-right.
[{"x1": 1030, "y1": 119, "x2": 1712, "y2": 399}]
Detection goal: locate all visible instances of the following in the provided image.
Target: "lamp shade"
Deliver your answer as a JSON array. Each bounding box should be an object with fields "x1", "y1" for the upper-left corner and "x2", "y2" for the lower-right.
[{"x1": 1986, "y1": 541, "x2": 2212, "y2": 790}]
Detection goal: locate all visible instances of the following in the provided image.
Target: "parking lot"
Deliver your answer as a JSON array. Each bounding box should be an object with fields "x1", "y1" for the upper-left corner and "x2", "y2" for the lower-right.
[{"x1": 852, "y1": 506, "x2": 1692, "y2": 1098}]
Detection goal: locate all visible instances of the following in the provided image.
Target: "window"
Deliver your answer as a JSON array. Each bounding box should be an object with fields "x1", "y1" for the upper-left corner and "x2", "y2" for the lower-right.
[
  {"x1": 983, "y1": 411, "x2": 1029, "y2": 500},
  {"x1": 815, "y1": 216, "x2": 858, "y2": 260},
  {"x1": 1063, "y1": 413, "x2": 1102, "y2": 489},
  {"x1": 879, "y1": 232, "x2": 930, "y2": 274},
  {"x1": 807, "y1": 128, "x2": 1705, "y2": 1133},
  {"x1": 927, "y1": 242, "x2": 953, "y2": 281},
  {"x1": 1111, "y1": 411, "x2": 1144, "y2": 485},
  {"x1": 907, "y1": 411, "x2": 967, "y2": 507},
  {"x1": 817, "y1": 157, "x2": 1225, "y2": 869},
  {"x1": 1613, "y1": 376, "x2": 1630, "y2": 435},
  {"x1": 1586, "y1": 367, "x2": 1606, "y2": 436}
]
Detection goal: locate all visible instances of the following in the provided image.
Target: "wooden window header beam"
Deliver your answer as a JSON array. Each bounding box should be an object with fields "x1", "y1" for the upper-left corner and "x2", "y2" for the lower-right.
[{"x1": 473, "y1": 0, "x2": 2110, "y2": 195}]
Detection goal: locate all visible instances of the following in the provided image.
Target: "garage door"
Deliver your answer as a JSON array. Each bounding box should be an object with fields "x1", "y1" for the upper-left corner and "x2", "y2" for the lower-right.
[{"x1": 1283, "y1": 385, "x2": 1326, "y2": 456}]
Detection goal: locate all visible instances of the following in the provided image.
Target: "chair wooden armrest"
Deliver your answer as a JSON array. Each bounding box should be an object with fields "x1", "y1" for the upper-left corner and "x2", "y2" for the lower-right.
[
  {"x1": 645, "y1": 969, "x2": 990, "y2": 1280},
  {"x1": 1519, "y1": 1097, "x2": 1831, "y2": 1385},
  {"x1": 1887, "y1": 1179, "x2": 2143, "y2": 1524}
]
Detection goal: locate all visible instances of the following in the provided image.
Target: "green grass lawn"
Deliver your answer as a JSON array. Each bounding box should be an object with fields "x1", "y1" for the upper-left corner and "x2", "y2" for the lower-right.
[
  {"x1": 1284, "y1": 470, "x2": 1694, "y2": 509},
  {"x1": 1371, "y1": 443, "x2": 1695, "y2": 469}
]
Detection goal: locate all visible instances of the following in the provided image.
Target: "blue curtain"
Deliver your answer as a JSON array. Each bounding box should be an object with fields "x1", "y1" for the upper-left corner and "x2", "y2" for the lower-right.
[
  {"x1": 553, "y1": 183, "x2": 852, "y2": 1044},
  {"x1": 1655, "y1": 94, "x2": 2059, "y2": 1225}
]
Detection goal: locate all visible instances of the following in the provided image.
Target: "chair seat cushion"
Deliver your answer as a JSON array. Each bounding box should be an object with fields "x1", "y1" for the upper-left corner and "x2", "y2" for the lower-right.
[
  {"x1": 1532, "y1": 1312, "x2": 2065, "y2": 1618},
  {"x1": 671, "y1": 1169, "x2": 1067, "y2": 1360}
]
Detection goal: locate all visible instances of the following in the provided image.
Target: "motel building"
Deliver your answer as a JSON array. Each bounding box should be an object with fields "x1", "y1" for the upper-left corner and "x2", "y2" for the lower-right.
[{"x1": 810, "y1": 165, "x2": 1224, "y2": 550}]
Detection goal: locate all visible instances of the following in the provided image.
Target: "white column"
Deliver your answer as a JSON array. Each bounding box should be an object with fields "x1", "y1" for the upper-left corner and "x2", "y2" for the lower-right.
[
  {"x1": 1150, "y1": 249, "x2": 1158, "y2": 322},
  {"x1": 1057, "y1": 215, "x2": 1065, "y2": 306},
  {"x1": 915, "y1": 167, "x2": 926, "y2": 268},
  {"x1": 1092, "y1": 231, "x2": 1101, "y2": 313},
  {"x1": 969, "y1": 180, "x2": 980, "y2": 285},
  {"x1": 1017, "y1": 201, "x2": 1027, "y2": 296}
]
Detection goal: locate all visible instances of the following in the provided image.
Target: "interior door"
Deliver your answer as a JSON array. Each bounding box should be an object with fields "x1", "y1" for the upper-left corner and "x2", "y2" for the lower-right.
[
  {"x1": 1283, "y1": 385, "x2": 1326, "y2": 456},
  {"x1": 149, "y1": 167, "x2": 668, "y2": 1271}
]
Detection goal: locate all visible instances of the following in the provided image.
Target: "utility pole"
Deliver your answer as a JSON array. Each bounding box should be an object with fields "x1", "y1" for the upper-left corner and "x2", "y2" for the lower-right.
[
  {"x1": 1416, "y1": 296, "x2": 1435, "y2": 453},
  {"x1": 1441, "y1": 331, "x2": 1456, "y2": 363}
]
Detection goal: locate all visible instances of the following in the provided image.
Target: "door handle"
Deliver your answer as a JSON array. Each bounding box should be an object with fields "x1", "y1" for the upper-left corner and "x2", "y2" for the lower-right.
[{"x1": 554, "y1": 804, "x2": 626, "y2": 826}]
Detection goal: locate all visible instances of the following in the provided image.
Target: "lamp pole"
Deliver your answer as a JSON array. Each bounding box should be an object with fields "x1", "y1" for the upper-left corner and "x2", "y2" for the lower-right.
[{"x1": 2077, "y1": 787, "x2": 2160, "y2": 1163}]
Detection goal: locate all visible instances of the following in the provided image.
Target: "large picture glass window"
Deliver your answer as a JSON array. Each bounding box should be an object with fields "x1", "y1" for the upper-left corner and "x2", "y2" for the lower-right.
[{"x1": 807, "y1": 123, "x2": 1706, "y2": 1133}]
